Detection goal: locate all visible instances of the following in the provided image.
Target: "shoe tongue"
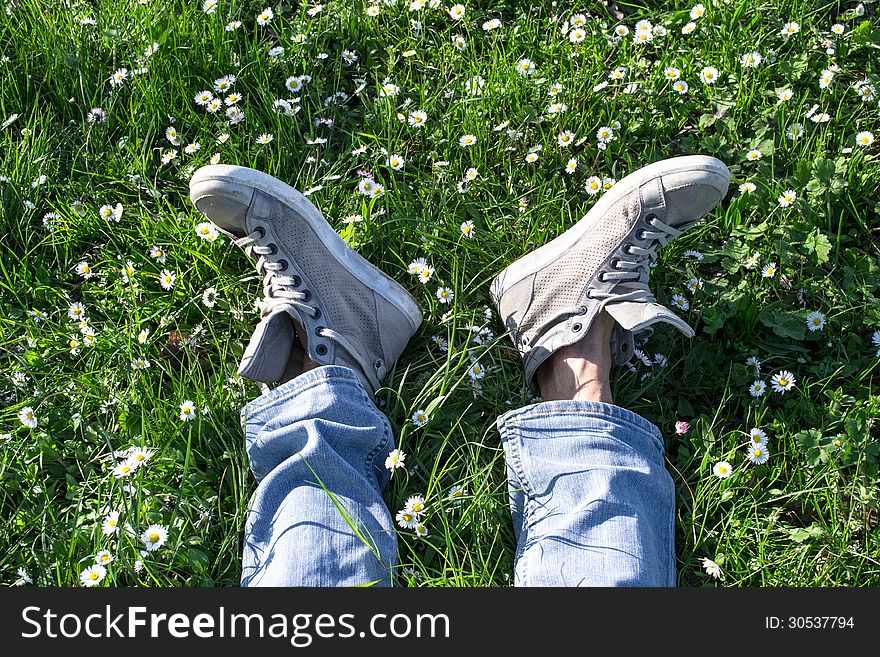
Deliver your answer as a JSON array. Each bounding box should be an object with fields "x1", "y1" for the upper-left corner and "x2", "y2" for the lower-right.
[
  {"x1": 237, "y1": 308, "x2": 296, "y2": 383},
  {"x1": 604, "y1": 301, "x2": 695, "y2": 338}
]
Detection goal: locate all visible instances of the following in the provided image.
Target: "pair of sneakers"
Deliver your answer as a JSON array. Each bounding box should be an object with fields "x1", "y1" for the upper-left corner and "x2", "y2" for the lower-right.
[{"x1": 188, "y1": 156, "x2": 730, "y2": 396}]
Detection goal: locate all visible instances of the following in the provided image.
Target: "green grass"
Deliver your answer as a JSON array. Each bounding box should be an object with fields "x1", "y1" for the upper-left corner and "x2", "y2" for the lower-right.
[{"x1": 1, "y1": 0, "x2": 879, "y2": 587}]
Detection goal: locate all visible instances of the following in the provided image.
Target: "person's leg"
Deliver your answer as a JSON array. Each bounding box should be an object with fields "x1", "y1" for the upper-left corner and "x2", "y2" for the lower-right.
[
  {"x1": 491, "y1": 156, "x2": 731, "y2": 586},
  {"x1": 240, "y1": 365, "x2": 397, "y2": 586},
  {"x1": 498, "y1": 311, "x2": 676, "y2": 586},
  {"x1": 189, "y1": 166, "x2": 423, "y2": 586}
]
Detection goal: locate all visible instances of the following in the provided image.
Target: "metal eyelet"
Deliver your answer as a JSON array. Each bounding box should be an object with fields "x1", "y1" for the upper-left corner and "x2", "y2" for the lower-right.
[
  {"x1": 266, "y1": 243, "x2": 278, "y2": 255},
  {"x1": 621, "y1": 343, "x2": 628, "y2": 351},
  {"x1": 610, "y1": 258, "x2": 620, "y2": 269},
  {"x1": 254, "y1": 226, "x2": 266, "y2": 238},
  {"x1": 315, "y1": 344, "x2": 328, "y2": 356},
  {"x1": 301, "y1": 289, "x2": 311, "y2": 302},
  {"x1": 313, "y1": 308, "x2": 321, "y2": 319},
  {"x1": 597, "y1": 273, "x2": 607, "y2": 283},
  {"x1": 636, "y1": 230, "x2": 647, "y2": 240},
  {"x1": 374, "y1": 359, "x2": 383, "y2": 370},
  {"x1": 314, "y1": 325, "x2": 326, "y2": 335},
  {"x1": 645, "y1": 213, "x2": 658, "y2": 223},
  {"x1": 572, "y1": 323, "x2": 583, "y2": 333},
  {"x1": 278, "y1": 259, "x2": 289, "y2": 271},
  {"x1": 292, "y1": 275, "x2": 302, "y2": 287}
]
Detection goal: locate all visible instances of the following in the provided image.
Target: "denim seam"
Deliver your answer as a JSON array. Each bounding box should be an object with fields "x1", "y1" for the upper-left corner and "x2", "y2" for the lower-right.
[
  {"x1": 499, "y1": 421, "x2": 534, "y2": 588},
  {"x1": 244, "y1": 369, "x2": 361, "y2": 418},
  {"x1": 665, "y1": 473, "x2": 676, "y2": 585},
  {"x1": 510, "y1": 410, "x2": 659, "y2": 443},
  {"x1": 500, "y1": 399, "x2": 661, "y2": 440},
  {"x1": 500, "y1": 410, "x2": 664, "y2": 468},
  {"x1": 361, "y1": 397, "x2": 390, "y2": 491}
]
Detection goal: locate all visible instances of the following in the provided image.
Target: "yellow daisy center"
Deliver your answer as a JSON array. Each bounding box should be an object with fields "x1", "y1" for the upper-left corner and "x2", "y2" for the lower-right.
[{"x1": 149, "y1": 533, "x2": 159, "y2": 542}]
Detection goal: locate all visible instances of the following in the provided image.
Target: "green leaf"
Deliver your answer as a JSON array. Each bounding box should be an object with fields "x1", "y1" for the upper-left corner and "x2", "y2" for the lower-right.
[
  {"x1": 698, "y1": 113, "x2": 717, "y2": 130},
  {"x1": 749, "y1": 137, "x2": 774, "y2": 155},
  {"x1": 338, "y1": 222, "x2": 356, "y2": 245},
  {"x1": 759, "y1": 310, "x2": 806, "y2": 340},
  {"x1": 777, "y1": 53, "x2": 810, "y2": 79},
  {"x1": 731, "y1": 221, "x2": 769, "y2": 238},
  {"x1": 788, "y1": 525, "x2": 826, "y2": 543},
  {"x1": 677, "y1": 397, "x2": 694, "y2": 417},
  {"x1": 700, "y1": 305, "x2": 725, "y2": 334},
  {"x1": 795, "y1": 429, "x2": 823, "y2": 467},
  {"x1": 852, "y1": 20, "x2": 880, "y2": 46},
  {"x1": 812, "y1": 158, "x2": 836, "y2": 182},
  {"x1": 805, "y1": 179, "x2": 825, "y2": 195},
  {"x1": 803, "y1": 228, "x2": 832, "y2": 264}
]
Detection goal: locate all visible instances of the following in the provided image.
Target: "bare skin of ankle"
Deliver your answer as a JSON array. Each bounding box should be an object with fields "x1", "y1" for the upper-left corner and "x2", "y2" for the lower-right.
[{"x1": 536, "y1": 310, "x2": 615, "y2": 404}]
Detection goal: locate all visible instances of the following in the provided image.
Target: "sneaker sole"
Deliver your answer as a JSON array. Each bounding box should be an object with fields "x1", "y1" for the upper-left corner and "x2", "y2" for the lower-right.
[
  {"x1": 489, "y1": 155, "x2": 730, "y2": 304},
  {"x1": 190, "y1": 165, "x2": 423, "y2": 334}
]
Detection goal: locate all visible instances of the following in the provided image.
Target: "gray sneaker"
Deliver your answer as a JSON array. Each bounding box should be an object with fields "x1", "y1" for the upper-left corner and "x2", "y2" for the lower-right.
[
  {"x1": 189, "y1": 165, "x2": 422, "y2": 394},
  {"x1": 490, "y1": 155, "x2": 730, "y2": 389}
]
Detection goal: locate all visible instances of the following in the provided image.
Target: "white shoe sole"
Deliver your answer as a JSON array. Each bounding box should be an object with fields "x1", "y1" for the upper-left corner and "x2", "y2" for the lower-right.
[
  {"x1": 489, "y1": 155, "x2": 730, "y2": 303},
  {"x1": 190, "y1": 165, "x2": 423, "y2": 334}
]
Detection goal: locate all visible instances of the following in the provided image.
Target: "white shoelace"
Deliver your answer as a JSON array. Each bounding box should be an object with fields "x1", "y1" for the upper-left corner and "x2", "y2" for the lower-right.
[
  {"x1": 235, "y1": 230, "x2": 319, "y2": 318},
  {"x1": 587, "y1": 214, "x2": 683, "y2": 303},
  {"x1": 235, "y1": 228, "x2": 382, "y2": 391}
]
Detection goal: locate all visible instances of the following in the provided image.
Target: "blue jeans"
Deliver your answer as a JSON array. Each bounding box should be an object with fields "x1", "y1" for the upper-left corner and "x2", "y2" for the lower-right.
[{"x1": 240, "y1": 366, "x2": 675, "y2": 587}]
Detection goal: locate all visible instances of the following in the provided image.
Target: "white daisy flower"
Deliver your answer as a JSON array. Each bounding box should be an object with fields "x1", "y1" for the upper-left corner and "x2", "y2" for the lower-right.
[
  {"x1": 80, "y1": 564, "x2": 106, "y2": 587},
  {"x1": 770, "y1": 370, "x2": 796, "y2": 393},
  {"x1": 385, "y1": 448, "x2": 406, "y2": 471},
  {"x1": 701, "y1": 557, "x2": 721, "y2": 579},
  {"x1": 712, "y1": 461, "x2": 732, "y2": 479},
  {"x1": 699, "y1": 66, "x2": 719, "y2": 84},
  {"x1": 746, "y1": 443, "x2": 770, "y2": 465},
  {"x1": 411, "y1": 409, "x2": 429, "y2": 427},
  {"x1": 141, "y1": 524, "x2": 168, "y2": 551},
  {"x1": 806, "y1": 310, "x2": 826, "y2": 332}
]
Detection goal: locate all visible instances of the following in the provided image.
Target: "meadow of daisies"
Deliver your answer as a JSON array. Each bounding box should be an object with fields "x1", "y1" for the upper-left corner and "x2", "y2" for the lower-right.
[{"x1": 2, "y1": 0, "x2": 879, "y2": 588}]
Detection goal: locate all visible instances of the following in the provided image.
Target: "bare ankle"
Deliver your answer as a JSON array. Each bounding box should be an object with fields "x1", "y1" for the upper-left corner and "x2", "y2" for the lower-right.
[{"x1": 536, "y1": 311, "x2": 615, "y2": 403}]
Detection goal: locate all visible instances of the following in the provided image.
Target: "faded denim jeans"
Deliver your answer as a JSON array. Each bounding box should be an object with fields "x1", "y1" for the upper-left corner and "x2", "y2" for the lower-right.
[{"x1": 240, "y1": 365, "x2": 675, "y2": 587}]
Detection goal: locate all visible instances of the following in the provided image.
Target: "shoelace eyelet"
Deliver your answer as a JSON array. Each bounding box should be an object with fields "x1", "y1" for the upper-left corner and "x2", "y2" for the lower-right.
[
  {"x1": 301, "y1": 289, "x2": 311, "y2": 302},
  {"x1": 277, "y1": 259, "x2": 289, "y2": 271},
  {"x1": 266, "y1": 243, "x2": 278, "y2": 255},
  {"x1": 313, "y1": 308, "x2": 321, "y2": 319},
  {"x1": 254, "y1": 226, "x2": 266, "y2": 239},
  {"x1": 292, "y1": 275, "x2": 302, "y2": 287},
  {"x1": 645, "y1": 213, "x2": 658, "y2": 224},
  {"x1": 572, "y1": 323, "x2": 583, "y2": 333},
  {"x1": 315, "y1": 344, "x2": 328, "y2": 356}
]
